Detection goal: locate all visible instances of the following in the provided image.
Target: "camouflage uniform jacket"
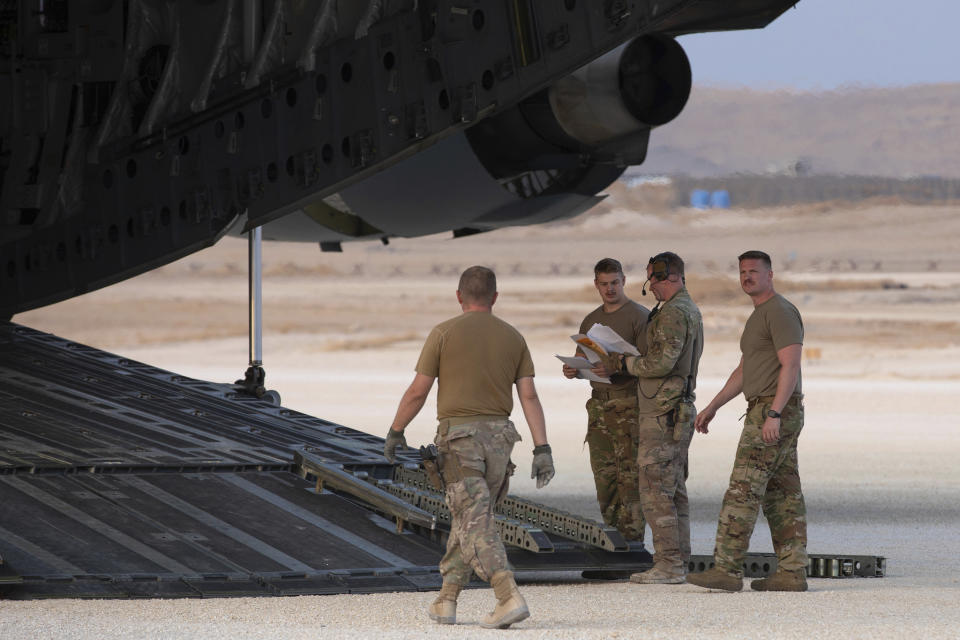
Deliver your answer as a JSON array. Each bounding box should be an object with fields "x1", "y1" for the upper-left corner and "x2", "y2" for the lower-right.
[{"x1": 623, "y1": 287, "x2": 703, "y2": 417}]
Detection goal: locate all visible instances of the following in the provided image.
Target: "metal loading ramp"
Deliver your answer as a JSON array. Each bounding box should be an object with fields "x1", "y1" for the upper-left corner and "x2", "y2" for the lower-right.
[
  {"x1": 0, "y1": 322, "x2": 653, "y2": 598},
  {"x1": 0, "y1": 323, "x2": 881, "y2": 599}
]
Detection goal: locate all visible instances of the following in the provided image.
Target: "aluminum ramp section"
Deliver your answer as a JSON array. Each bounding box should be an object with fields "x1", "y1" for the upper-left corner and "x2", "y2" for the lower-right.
[
  {"x1": 0, "y1": 322, "x2": 652, "y2": 598},
  {"x1": 0, "y1": 472, "x2": 441, "y2": 598},
  {"x1": 0, "y1": 323, "x2": 442, "y2": 598}
]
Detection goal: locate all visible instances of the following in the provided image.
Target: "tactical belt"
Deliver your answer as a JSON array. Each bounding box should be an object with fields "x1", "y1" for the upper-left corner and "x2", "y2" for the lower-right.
[
  {"x1": 436, "y1": 414, "x2": 507, "y2": 437},
  {"x1": 747, "y1": 393, "x2": 804, "y2": 411},
  {"x1": 591, "y1": 387, "x2": 637, "y2": 401}
]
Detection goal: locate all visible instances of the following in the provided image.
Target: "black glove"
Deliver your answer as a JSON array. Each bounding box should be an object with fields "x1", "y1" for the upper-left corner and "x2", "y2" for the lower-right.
[
  {"x1": 531, "y1": 444, "x2": 555, "y2": 489},
  {"x1": 383, "y1": 428, "x2": 408, "y2": 463}
]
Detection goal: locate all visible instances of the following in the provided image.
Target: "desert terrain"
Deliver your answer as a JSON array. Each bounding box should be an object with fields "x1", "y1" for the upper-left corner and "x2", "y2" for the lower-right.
[
  {"x1": 641, "y1": 83, "x2": 960, "y2": 177},
  {"x1": 3, "y1": 199, "x2": 960, "y2": 638}
]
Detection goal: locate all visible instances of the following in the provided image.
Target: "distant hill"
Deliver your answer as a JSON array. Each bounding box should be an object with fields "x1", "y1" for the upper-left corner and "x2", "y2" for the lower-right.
[{"x1": 635, "y1": 83, "x2": 960, "y2": 178}]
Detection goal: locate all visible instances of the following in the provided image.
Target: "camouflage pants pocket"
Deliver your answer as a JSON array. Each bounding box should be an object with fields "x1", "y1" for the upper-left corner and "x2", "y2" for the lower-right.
[
  {"x1": 780, "y1": 404, "x2": 805, "y2": 440},
  {"x1": 728, "y1": 431, "x2": 780, "y2": 495},
  {"x1": 729, "y1": 453, "x2": 773, "y2": 490},
  {"x1": 495, "y1": 420, "x2": 522, "y2": 448},
  {"x1": 636, "y1": 414, "x2": 675, "y2": 465},
  {"x1": 585, "y1": 397, "x2": 613, "y2": 472},
  {"x1": 637, "y1": 414, "x2": 682, "y2": 496},
  {"x1": 639, "y1": 461, "x2": 677, "y2": 499},
  {"x1": 672, "y1": 402, "x2": 696, "y2": 442},
  {"x1": 743, "y1": 402, "x2": 778, "y2": 445},
  {"x1": 441, "y1": 427, "x2": 485, "y2": 478},
  {"x1": 585, "y1": 397, "x2": 606, "y2": 443}
]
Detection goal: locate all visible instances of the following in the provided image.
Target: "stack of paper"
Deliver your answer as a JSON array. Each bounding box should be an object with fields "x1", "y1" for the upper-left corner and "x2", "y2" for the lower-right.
[{"x1": 555, "y1": 324, "x2": 641, "y2": 384}]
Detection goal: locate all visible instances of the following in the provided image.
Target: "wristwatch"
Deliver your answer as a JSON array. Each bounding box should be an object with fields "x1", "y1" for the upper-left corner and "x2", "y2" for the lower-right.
[{"x1": 766, "y1": 409, "x2": 781, "y2": 419}]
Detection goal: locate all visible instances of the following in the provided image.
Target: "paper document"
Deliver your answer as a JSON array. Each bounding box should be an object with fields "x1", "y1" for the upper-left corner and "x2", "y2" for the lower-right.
[
  {"x1": 586, "y1": 324, "x2": 641, "y2": 356},
  {"x1": 570, "y1": 334, "x2": 605, "y2": 364},
  {"x1": 569, "y1": 323, "x2": 641, "y2": 364},
  {"x1": 555, "y1": 354, "x2": 610, "y2": 384}
]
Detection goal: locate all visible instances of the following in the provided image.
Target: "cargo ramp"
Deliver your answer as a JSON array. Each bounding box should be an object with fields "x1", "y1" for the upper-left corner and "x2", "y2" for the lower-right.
[{"x1": 0, "y1": 323, "x2": 882, "y2": 599}]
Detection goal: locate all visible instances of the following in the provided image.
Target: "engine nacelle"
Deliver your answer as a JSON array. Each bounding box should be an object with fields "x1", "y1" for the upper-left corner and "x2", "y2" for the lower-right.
[
  {"x1": 251, "y1": 34, "x2": 692, "y2": 247},
  {"x1": 466, "y1": 33, "x2": 691, "y2": 178},
  {"x1": 549, "y1": 33, "x2": 692, "y2": 150}
]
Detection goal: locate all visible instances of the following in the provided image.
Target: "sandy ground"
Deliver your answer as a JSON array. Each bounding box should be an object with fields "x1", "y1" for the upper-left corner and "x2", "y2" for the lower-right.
[{"x1": 4, "y1": 202, "x2": 960, "y2": 638}]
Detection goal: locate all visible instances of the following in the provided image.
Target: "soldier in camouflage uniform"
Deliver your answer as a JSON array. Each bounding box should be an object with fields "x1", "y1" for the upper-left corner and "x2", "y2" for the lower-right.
[
  {"x1": 384, "y1": 266, "x2": 555, "y2": 628},
  {"x1": 562, "y1": 258, "x2": 648, "y2": 547},
  {"x1": 596, "y1": 252, "x2": 702, "y2": 584},
  {"x1": 687, "y1": 250, "x2": 809, "y2": 593}
]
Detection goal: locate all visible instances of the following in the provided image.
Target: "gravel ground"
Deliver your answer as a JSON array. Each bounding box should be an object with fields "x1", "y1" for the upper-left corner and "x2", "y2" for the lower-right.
[
  {"x1": 2, "y1": 569, "x2": 957, "y2": 639},
  {"x1": 2, "y1": 375, "x2": 957, "y2": 639}
]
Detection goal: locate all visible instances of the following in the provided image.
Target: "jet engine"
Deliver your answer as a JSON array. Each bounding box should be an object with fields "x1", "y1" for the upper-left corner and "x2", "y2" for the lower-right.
[{"x1": 251, "y1": 34, "x2": 692, "y2": 249}]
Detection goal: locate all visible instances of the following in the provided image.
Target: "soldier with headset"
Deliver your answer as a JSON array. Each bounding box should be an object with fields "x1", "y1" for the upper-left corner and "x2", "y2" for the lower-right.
[{"x1": 590, "y1": 251, "x2": 703, "y2": 584}]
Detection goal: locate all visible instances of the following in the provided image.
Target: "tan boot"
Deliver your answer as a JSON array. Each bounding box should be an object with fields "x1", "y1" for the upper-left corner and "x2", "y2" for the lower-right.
[
  {"x1": 428, "y1": 582, "x2": 462, "y2": 625},
  {"x1": 686, "y1": 567, "x2": 743, "y2": 592},
  {"x1": 751, "y1": 569, "x2": 808, "y2": 592},
  {"x1": 480, "y1": 571, "x2": 529, "y2": 629},
  {"x1": 629, "y1": 565, "x2": 686, "y2": 584}
]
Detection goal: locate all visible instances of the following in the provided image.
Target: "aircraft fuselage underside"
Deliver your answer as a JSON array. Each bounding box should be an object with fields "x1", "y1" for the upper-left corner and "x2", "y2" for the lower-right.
[{"x1": 0, "y1": 0, "x2": 801, "y2": 316}]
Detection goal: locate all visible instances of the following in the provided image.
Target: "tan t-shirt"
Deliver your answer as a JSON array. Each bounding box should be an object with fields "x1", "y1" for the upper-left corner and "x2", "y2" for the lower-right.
[
  {"x1": 416, "y1": 311, "x2": 535, "y2": 420},
  {"x1": 740, "y1": 293, "x2": 803, "y2": 400},
  {"x1": 578, "y1": 300, "x2": 649, "y2": 391}
]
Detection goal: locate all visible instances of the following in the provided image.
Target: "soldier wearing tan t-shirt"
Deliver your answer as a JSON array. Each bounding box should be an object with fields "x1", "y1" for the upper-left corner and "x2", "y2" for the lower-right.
[
  {"x1": 688, "y1": 250, "x2": 809, "y2": 594},
  {"x1": 562, "y1": 258, "x2": 649, "y2": 548},
  {"x1": 384, "y1": 266, "x2": 554, "y2": 629}
]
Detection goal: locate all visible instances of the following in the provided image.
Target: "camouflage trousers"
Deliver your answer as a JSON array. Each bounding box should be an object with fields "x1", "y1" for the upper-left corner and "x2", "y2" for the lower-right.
[
  {"x1": 713, "y1": 396, "x2": 808, "y2": 576},
  {"x1": 635, "y1": 408, "x2": 693, "y2": 570},
  {"x1": 585, "y1": 392, "x2": 645, "y2": 541},
  {"x1": 435, "y1": 418, "x2": 520, "y2": 585}
]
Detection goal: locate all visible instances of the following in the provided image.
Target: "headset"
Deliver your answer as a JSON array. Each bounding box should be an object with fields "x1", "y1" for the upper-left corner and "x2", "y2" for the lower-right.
[
  {"x1": 642, "y1": 255, "x2": 671, "y2": 296},
  {"x1": 638, "y1": 252, "x2": 693, "y2": 402}
]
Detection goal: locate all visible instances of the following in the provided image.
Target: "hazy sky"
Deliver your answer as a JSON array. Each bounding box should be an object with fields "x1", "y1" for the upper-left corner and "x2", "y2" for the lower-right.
[{"x1": 677, "y1": 0, "x2": 960, "y2": 89}]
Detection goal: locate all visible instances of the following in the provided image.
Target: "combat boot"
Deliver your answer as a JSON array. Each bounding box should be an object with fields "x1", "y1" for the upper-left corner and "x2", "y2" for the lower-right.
[
  {"x1": 685, "y1": 567, "x2": 743, "y2": 592},
  {"x1": 629, "y1": 565, "x2": 685, "y2": 584},
  {"x1": 427, "y1": 582, "x2": 462, "y2": 624},
  {"x1": 480, "y1": 571, "x2": 529, "y2": 629},
  {"x1": 751, "y1": 569, "x2": 808, "y2": 592}
]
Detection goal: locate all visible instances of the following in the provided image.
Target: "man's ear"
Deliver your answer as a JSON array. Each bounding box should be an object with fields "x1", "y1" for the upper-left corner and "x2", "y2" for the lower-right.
[
  {"x1": 490, "y1": 291, "x2": 499, "y2": 306},
  {"x1": 456, "y1": 290, "x2": 463, "y2": 304}
]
